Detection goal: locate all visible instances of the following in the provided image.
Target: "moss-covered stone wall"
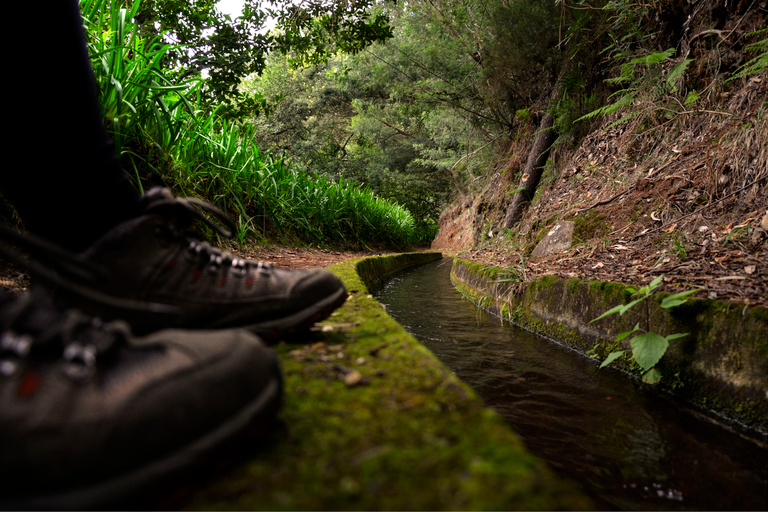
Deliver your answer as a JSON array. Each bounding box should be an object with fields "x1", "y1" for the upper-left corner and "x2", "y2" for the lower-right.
[
  {"x1": 184, "y1": 253, "x2": 591, "y2": 510},
  {"x1": 450, "y1": 258, "x2": 768, "y2": 434}
]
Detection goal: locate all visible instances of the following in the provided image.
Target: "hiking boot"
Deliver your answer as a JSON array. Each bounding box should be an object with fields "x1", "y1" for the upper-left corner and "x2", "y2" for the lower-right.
[
  {"x1": 0, "y1": 288, "x2": 282, "y2": 510},
  {"x1": 79, "y1": 188, "x2": 347, "y2": 338}
]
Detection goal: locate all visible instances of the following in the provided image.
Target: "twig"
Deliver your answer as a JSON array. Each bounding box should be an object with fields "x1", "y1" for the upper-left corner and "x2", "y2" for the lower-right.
[
  {"x1": 573, "y1": 188, "x2": 632, "y2": 215},
  {"x1": 689, "y1": 29, "x2": 726, "y2": 45}
]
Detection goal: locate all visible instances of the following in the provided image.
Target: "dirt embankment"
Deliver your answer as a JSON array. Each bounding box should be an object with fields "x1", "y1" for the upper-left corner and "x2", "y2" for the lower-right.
[{"x1": 432, "y1": 73, "x2": 768, "y2": 308}]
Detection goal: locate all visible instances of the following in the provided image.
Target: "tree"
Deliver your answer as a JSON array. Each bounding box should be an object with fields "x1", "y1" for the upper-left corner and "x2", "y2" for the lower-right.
[{"x1": 132, "y1": 0, "x2": 394, "y2": 112}]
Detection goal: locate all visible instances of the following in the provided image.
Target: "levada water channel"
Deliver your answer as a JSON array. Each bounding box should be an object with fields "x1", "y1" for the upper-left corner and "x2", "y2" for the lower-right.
[{"x1": 373, "y1": 258, "x2": 767, "y2": 510}]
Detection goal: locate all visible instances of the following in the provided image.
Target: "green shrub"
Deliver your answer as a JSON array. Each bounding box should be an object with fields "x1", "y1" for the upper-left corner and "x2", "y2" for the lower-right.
[{"x1": 82, "y1": 0, "x2": 423, "y2": 248}]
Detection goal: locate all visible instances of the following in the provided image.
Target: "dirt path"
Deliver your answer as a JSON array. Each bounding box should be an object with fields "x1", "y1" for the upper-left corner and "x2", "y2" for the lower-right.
[{"x1": 232, "y1": 245, "x2": 386, "y2": 270}]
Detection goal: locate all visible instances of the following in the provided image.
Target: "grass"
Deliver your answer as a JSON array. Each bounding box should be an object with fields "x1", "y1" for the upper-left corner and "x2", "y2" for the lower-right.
[{"x1": 81, "y1": 0, "x2": 430, "y2": 248}]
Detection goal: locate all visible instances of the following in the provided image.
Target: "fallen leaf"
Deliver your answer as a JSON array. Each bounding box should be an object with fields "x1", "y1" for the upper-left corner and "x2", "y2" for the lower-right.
[
  {"x1": 662, "y1": 223, "x2": 678, "y2": 232},
  {"x1": 744, "y1": 265, "x2": 756, "y2": 275},
  {"x1": 344, "y1": 371, "x2": 365, "y2": 387}
]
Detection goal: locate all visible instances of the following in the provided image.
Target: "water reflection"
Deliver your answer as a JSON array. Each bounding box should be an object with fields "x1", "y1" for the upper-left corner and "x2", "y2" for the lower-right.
[{"x1": 375, "y1": 258, "x2": 767, "y2": 510}]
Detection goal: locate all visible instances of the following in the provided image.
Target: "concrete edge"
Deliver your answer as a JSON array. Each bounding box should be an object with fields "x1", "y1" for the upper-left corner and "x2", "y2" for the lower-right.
[
  {"x1": 450, "y1": 258, "x2": 768, "y2": 436},
  {"x1": 186, "y1": 252, "x2": 592, "y2": 510}
]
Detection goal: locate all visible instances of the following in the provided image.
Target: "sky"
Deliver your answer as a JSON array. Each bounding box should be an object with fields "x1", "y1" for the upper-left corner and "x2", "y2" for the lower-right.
[{"x1": 216, "y1": 0, "x2": 244, "y2": 18}]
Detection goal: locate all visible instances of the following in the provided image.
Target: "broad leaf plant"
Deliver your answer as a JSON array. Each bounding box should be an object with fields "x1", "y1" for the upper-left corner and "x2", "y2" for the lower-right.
[{"x1": 591, "y1": 275, "x2": 698, "y2": 384}]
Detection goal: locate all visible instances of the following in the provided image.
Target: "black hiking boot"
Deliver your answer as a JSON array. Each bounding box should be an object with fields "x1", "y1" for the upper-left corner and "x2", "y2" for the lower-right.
[
  {"x1": 78, "y1": 188, "x2": 347, "y2": 339},
  {"x1": 0, "y1": 289, "x2": 282, "y2": 509},
  {"x1": 0, "y1": 230, "x2": 283, "y2": 510}
]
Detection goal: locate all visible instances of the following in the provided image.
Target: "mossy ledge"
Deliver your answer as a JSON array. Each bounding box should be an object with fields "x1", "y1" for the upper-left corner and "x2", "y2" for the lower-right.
[
  {"x1": 451, "y1": 258, "x2": 768, "y2": 436},
  {"x1": 184, "y1": 253, "x2": 591, "y2": 510}
]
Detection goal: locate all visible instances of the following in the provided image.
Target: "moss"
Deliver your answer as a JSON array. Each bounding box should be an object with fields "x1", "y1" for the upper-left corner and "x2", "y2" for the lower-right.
[
  {"x1": 183, "y1": 253, "x2": 590, "y2": 511},
  {"x1": 537, "y1": 275, "x2": 560, "y2": 290},
  {"x1": 588, "y1": 280, "x2": 634, "y2": 306},
  {"x1": 569, "y1": 210, "x2": 609, "y2": 241}
]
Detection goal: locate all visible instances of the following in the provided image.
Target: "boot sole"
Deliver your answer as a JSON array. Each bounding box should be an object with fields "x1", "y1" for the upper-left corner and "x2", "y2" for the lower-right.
[
  {"x1": 0, "y1": 370, "x2": 282, "y2": 510},
  {"x1": 249, "y1": 285, "x2": 348, "y2": 341}
]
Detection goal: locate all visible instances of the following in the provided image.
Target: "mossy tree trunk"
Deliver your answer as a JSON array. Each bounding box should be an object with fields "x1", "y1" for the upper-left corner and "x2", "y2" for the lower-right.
[{"x1": 503, "y1": 108, "x2": 557, "y2": 229}]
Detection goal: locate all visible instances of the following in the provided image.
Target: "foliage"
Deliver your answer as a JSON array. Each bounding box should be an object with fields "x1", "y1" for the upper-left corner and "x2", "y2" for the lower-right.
[
  {"x1": 270, "y1": 0, "x2": 393, "y2": 67},
  {"x1": 169, "y1": 113, "x2": 424, "y2": 247},
  {"x1": 81, "y1": 0, "x2": 200, "y2": 191},
  {"x1": 82, "y1": 0, "x2": 425, "y2": 248},
  {"x1": 130, "y1": 0, "x2": 393, "y2": 112},
  {"x1": 241, "y1": 25, "x2": 461, "y2": 229},
  {"x1": 575, "y1": 48, "x2": 693, "y2": 129},
  {"x1": 727, "y1": 28, "x2": 768, "y2": 82},
  {"x1": 480, "y1": 0, "x2": 561, "y2": 116},
  {"x1": 590, "y1": 275, "x2": 699, "y2": 384}
]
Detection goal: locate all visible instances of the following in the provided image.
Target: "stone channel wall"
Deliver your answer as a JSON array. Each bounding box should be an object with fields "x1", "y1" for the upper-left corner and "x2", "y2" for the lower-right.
[
  {"x1": 184, "y1": 252, "x2": 592, "y2": 510},
  {"x1": 450, "y1": 258, "x2": 768, "y2": 434}
]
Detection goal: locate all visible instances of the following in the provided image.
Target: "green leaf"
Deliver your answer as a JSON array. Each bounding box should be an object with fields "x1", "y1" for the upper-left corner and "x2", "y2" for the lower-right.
[
  {"x1": 642, "y1": 368, "x2": 662, "y2": 384},
  {"x1": 590, "y1": 304, "x2": 625, "y2": 323},
  {"x1": 665, "y1": 332, "x2": 689, "y2": 341},
  {"x1": 649, "y1": 275, "x2": 664, "y2": 290},
  {"x1": 630, "y1": 332, "x2": 669, "y2": 371},
  {"x1": 600, "y1": 350, "x2": 626, "y2": 368},
  {"x1": 616, "y1": 323, "x2": 639, "y2": 341},
  {"x1": 625, "y1": 286, "x2": 637, "y2": 294},
  {"x1": 619, "y1": 298, "x2": 642, "y2": 315},
  {"x1": 642, "y1": 48, "x2": 675, "y2": 66},
  {"x1": 666, "y1": 58, "x2": 693, "y2": 92},
  {"x1": 660, "y1": 289, "x2": 699, "y2": 309}
]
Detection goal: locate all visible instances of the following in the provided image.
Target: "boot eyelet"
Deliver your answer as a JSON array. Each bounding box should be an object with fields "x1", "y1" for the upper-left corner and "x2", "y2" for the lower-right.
[
  {"x1": 207, "y1": 254, "x2": 223, "y2": 273},
  {"x1": 61, "y1": 342, "x2": 97, "y2": 382},
  {"x1": 184, "y1": 242, "x2": 202, "y2": 262},
  {"x1": 231, "y1": 259, "x2": 247, "y2": 277},
  {"x1": 0, "y1": 332, "x2": 32, "y2": 377}
]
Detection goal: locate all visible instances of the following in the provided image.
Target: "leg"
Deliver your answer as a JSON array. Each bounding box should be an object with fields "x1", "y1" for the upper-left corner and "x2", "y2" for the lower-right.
[{"x1": 1, "y1": 0, "x2": 140, "y2": 252}]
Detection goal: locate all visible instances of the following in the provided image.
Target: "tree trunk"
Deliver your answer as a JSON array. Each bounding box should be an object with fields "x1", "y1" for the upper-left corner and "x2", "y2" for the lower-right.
[{"x1": 503, "y1": 110, "x2": 557, "y2": 229}]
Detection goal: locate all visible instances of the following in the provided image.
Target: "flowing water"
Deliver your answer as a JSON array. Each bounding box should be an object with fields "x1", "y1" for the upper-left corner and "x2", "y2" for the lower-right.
[{"x1": 374, "y1": 258, "x2": 767, "y2": 510}]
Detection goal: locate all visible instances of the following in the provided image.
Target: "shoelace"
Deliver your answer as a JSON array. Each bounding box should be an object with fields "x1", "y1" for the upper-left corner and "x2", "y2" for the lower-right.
[
  {"x1": 0, "y1": 291, "x2": 126, "y2": 382},
  {"x1": 144, "y1": 194, "x2": 237, "y2": 239},
  {"x1": 146, "y1": 191, "x2": 275, "y2": 279},
  {"x1": 183, "y1": 239, "x2": 272, "y2": 277}
]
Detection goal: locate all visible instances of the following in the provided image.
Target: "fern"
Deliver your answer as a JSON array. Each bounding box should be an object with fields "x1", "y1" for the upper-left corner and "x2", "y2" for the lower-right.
[
  {"x1": 727, "y1": 28, "x2": 768, "y2": 82},
  {"x1": 633, "y1": 48, "x2": 675, "y2": 66},
  {"x1": 666, "y1": 58, "x2": 693, "y2": 93},
  {"x1": 575, "y1": 88, "x2": 636, "y2": 122},
  {"x1": 576, "y1": 48, "x2": 689, "y2": 127},
  {"x1": 605, "y1": 109, "x2": 641, "y2": 129}
]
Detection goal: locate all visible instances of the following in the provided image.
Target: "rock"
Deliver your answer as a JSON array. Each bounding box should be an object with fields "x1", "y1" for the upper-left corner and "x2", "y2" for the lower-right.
[{"x1": 532, "y1": 221, "x2": 575, "y2": 258}]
